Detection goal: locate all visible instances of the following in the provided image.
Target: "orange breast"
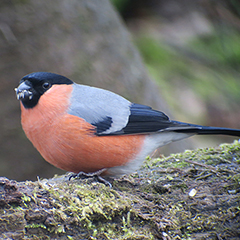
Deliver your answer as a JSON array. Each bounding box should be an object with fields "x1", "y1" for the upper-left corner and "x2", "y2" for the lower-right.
[{"x1": 20, "y1": 85, "x2": 145, "y2": 173}]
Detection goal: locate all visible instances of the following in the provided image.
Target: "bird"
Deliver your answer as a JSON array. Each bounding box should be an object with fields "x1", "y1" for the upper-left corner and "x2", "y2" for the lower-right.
[{"x1": 15, "y1": 72, "x2": 240, "y2": 178}]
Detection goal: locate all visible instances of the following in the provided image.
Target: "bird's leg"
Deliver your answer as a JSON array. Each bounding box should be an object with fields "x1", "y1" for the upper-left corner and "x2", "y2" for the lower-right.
[{"x1": 69, "y1": 168, "x2": 112, "y2": 187}]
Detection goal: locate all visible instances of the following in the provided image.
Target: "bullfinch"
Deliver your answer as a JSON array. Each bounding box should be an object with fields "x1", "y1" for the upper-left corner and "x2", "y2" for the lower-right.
[{"x1": 15, "y1": 72, "x2": 240, "y2": 177}]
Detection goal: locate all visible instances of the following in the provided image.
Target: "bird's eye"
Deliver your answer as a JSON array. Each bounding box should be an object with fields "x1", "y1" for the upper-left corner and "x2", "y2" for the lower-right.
[{"x1": 42, "y1": 82, "x2": 51, "y2": 89}]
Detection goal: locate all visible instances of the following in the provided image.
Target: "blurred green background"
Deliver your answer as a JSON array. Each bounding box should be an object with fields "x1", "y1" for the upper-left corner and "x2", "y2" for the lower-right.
[{"x1": 112, "y1": 0, "x2": 240, "y2": 146}]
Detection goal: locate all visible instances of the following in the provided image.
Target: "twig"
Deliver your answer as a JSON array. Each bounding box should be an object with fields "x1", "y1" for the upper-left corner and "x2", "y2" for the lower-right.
[{"x1": 184, "y1": 159, "x2": 217, "y2": 173}]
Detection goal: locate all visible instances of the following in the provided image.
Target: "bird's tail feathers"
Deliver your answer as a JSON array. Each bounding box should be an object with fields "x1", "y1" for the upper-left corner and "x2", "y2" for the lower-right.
[{"x1": 169, "y1": 121, "x2": 240, "y2": 137}]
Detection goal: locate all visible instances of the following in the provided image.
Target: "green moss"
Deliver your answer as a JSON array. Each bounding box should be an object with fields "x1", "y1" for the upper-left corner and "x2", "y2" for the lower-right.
[
  {"x1": 25, "y1": 223, "x2": 47, "y2": 229},
  {"x1": 144, "y1": 140, "x2": 240, "y2": 171},
  {"x1": 31, "y1": 178, "x2": 156, "y2": 238}
]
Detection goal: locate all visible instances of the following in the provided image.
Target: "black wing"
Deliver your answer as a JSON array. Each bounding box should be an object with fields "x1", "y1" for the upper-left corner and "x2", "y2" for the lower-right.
[
  {"x1": 94, "y1": 103, "x2": 199, "y2": 136},
  {"x1": 94, "y1": 103, "x2": 240, "y2": 137},
  {"x1": 120, "y1": 103, "x2": 174, "y2": 134}
]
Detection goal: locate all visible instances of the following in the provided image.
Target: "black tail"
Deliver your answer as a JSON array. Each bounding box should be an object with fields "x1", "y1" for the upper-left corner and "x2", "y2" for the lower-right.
[
  {"x1": 196, "y1": 126, "x2": 240, "y2": 137},
  {"x1": 171, "y1": 121, "x2": 240, "y2": 137}
]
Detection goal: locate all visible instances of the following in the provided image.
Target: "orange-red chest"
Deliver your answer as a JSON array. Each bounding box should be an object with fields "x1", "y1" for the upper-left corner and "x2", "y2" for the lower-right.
[{"x1": 20, "y1": 85, "x2": 145, "y2": 173}]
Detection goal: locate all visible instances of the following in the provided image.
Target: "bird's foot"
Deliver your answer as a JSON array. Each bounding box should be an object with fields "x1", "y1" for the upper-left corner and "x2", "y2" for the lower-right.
[{"x1": 69, "y1": 169, "x2": 112, "y2": 187}]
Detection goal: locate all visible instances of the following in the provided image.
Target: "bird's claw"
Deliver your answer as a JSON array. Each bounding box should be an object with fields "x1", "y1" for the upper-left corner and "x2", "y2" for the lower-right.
[{"x1": 69, "y1": 169, "x2": 112, "y2": 188}]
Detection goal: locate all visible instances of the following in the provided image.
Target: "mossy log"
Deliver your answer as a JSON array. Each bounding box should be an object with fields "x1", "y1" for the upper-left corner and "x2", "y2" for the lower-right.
[{"x1": 1, "y1": 141, "x2": 240, "y2": 239}]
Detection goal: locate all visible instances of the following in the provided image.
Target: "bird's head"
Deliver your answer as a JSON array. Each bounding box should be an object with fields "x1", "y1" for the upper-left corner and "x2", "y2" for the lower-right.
[{"x1": 15, "y1": 72, "x2": 73, "y2": 109}]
